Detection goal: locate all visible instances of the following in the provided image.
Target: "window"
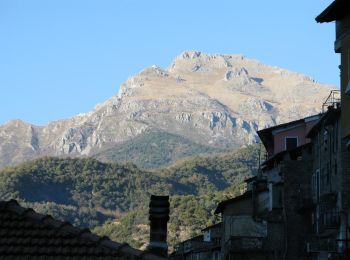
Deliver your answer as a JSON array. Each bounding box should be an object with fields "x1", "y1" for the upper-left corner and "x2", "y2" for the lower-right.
[
  {"x1": 285, "y1": 137, "x2": 298, "y2": 150},
  {"x1": 312, "y1": 173, "x2": 316, "y2": 198},
  {"x1": 324, "y1": 129, "x2": 328, "y2": 143},
  {"x1": 316, "y1": 169, "x2": 320, "y2": 200},
  {"x1": 334, "y1": 122, "x2": 338, "y2": 152},
  {"x1": 269, "y1": 184, "x2": 283, "y2": 210},
  {"x1": 335, "y1": 162, "x2": 338, "y2": 176},
  {"x1": 321, "y1": 168, "x2": 325, "y2": 193},
  {"x1": 214, "y1": 252, "x2": 220, "y2": 260},
  {"x1": 348, "y1": 50, "x2": 350, "y2": 78},
  {"x1": 324, "y1": 129, "x2": 329, "y2": 151},
  {"x1": 347, "y1": 51, "x2": 350, "y2": 95}
]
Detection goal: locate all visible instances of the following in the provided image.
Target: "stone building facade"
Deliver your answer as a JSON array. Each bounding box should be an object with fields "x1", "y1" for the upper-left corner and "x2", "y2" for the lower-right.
[
  {"x1": 317, "y1": 1, "x2": 350, "y2": 258},
  {"x1": 306, "y1": 106, "x2": 342, "y2": 259},
  {"x1": 170, "y1": 223, "x2": 221, "y2": 260}
]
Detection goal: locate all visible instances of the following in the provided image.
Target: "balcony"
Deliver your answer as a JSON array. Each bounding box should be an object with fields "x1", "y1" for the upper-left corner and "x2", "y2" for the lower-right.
[
  {"x1": 307, "y1": 237, "x2": 338, "y2": 253},
  {"x1": 318, "y1": 208, "x2": 340, "y2": 234},
  {"x1": 320, "y1": 192, "x2": 337, "y2": 204},
  {"x1": 322, "y1": 90, "x2": 340, "y2": 113},
  {"x1": 226, "y1": 236, "x2": 266, "y2": 252}
]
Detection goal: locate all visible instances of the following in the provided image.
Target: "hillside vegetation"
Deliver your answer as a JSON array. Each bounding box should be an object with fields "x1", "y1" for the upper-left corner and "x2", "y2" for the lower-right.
[
  {"x1": 93, "y1": 130, "x2": 222, "y2": 169},
  {"x1": 0, "y1": 145, "x2": 261, "y2": 248},
  {"x1": 94, "y1": 192, "x2": 236, "y2": 250}
]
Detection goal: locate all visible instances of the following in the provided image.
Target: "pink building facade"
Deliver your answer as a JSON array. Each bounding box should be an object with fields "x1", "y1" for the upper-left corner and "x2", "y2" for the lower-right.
[{"x1": 258, "y1": 115, "x2": 320, "y2": 157}]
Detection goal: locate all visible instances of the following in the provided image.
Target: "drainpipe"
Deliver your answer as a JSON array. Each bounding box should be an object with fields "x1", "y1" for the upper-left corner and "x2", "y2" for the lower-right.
[
  {"x1": 317, "y1": 131, "x2": 321, "y2": 234},
  {"x1": 345, "y1": 211, "x2": 349, "y2": 257},
  {"x1": 282, "y1": 204, "x2": 288, "y2": 260},
  {"x1": 329, "y1": 126, "x2": 332, "y2": 193},
  {"x1": 147, "y1": 195, "x2": 170, "y2": 258},
  {"x1": 318, "y1": 131, "x2": 321, "y2": 201},
  {"x1": 252, "y1": 181, "x2": 256, "y2": 219}
]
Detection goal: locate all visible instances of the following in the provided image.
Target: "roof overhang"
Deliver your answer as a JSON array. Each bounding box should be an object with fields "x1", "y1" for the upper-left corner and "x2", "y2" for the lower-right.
[
  {"x1": 257, "y1": 115, "x2": 319, "y2": 151},
  {"x1": 214, "y1": 191, "x2": 252, "y2": 214},
  {"x1": 316, "y1": 0, "x2": 350, "y2": 23},
  {"x1": 306, "y1": 107, "x2": 340, "y2": 138},
  {"x1": 262, "y1": 143, "x2": 311, "y2": 169}
]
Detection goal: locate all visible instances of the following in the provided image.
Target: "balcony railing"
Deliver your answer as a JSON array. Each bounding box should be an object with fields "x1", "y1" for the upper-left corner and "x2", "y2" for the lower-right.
[
  {"x1": 317, "y1": 208, "x2": 340, "y2": 235},
  {"x1": 307, "y1": 237, "x2": 338, "y2": 253},
  {"x1": 322, "y1": 90, "x2": 341, "y2": 113},
  {"x1": 319, "y1": 192, "x2": 337, "y2": 204},
  {"x1": 226, "y1": 236, "x2": 265, "y2": 252}
]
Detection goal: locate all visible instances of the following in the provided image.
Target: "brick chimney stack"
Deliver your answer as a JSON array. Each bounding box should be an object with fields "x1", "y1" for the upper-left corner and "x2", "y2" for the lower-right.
[{"x1": 148, "y1": 195, "x2": 169, "y2": 258}]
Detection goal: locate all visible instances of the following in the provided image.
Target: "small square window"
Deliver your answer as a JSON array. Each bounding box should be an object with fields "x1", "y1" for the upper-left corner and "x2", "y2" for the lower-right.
[{"x1": 285, "y1": 137, "x2": 298, "y2": 150}]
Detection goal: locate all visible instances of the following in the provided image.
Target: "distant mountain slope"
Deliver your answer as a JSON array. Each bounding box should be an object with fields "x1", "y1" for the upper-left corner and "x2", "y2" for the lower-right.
[
  {"x1": 0, "y1": 51, "x2": 334, "y2": 168},
  {"x1": 157, "y1": 144, "x2": 260, "y2": 195},
  {"x1": 0, "y1": 146, "x2": 260, "y2": 228},
  {"x1": 93, "y1": 129, "x2": 222, "y2": 169},
  {"x1": 93, "y1": 144, "x2": 262, "y2": 249},
  {"x1": 93, "y1": 145, "x2": 263, "y2": 249}
]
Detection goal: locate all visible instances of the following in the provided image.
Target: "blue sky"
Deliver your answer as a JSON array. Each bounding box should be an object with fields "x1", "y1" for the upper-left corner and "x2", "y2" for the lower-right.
[{"x1": 0, "y1": 0, "x2": 338, "y2": 125}]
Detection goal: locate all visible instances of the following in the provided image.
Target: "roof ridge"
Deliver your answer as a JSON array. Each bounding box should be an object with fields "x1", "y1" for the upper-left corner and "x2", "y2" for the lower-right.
[{"x1": 1, "y1": 199, "x2": 165, "y2": 260}]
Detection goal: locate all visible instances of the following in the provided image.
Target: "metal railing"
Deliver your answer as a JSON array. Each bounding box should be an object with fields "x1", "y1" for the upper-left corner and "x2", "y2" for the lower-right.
[
  {"x1": 307, "y1": 237, "x2": 338, "y2": 253},
  {"x1": 322, "y1": 90, "x2": 341, "y2": 113},
  {"x1": 318, "y1": 208, "x2": 340, "y2": 233},
  {"x1": 226, "y1": 236, "x2": 265, "y2": 252}
]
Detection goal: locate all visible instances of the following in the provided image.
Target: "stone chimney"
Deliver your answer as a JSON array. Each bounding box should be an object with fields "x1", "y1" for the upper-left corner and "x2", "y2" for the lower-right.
[{"x1": 148, "y1": 195, "x2": 169, "y2": 258}]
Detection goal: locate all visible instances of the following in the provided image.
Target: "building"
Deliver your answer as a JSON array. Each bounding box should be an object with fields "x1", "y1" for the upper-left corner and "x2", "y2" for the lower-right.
[
  {"x1": 316, "y1": 0, "x2": 350, "y2": 142},
  {"x1": 172, "y1": 4, "x2": 350, "y2": 259},
  {"x1": 256, "y1": 116, "x2": 318, "y2": 260},
  {"x1": 257, "y1": 115, "x2": 319, "y2": 158},
  {"x1": 214, "y1": 190, "x2": 271, "y2": 260},
  {"x1": 317, "y1": 1, "x2": 350, "y2": 258},
  {"x1": 214, "y1": 114, "x2": 319, "y2": 260},
  {"x1": 260, "y1": 145, "x2": 314, "y2": 260},
  {"x1": 305, "y1": 105, "x2": 342, "y2": 259},
  {"x1": 173, "y1": 114, "x2": 320, "y2": 260},
  {"x1": 170, "y1": 223, "x2": 221, "y2": 260}
]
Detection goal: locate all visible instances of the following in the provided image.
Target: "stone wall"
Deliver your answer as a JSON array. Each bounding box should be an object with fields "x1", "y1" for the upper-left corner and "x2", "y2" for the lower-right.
[{"x1": 282, "y1": 148, "x2": 313, "y2": 260}]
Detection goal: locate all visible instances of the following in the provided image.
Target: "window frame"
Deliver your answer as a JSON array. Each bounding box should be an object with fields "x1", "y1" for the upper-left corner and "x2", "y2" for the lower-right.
[{"x1": 284, "y1": 136, "x2": 299, "y2": 150}]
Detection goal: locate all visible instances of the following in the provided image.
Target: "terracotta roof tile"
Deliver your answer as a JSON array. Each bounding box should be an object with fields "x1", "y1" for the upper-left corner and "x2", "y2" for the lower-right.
[{"x1": 0, "y1": 199, "x2": 165, "y2": 259}]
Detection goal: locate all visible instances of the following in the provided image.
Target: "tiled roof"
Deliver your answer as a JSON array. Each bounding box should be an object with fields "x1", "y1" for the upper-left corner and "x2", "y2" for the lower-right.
[
  {"x1": 201, "y1": 222, "x2": 221, "y2": 232},
  {"x1": 214, "y1": 185, "x2": 271, "y2": 214},
  {"x1": 306, "y1": 106, "x2": 340, "y2": 138},
  {"x1": 214, "y1": 191, "x2": 252, "y2": 214},
  {"x1": 0, "y1": 200, "x2": 164, "y2": 260},
  {"x1": 257, "y1": 114, "x2": 320, "y2": 152},
  {"x1": 261, "y1": 143, "x2": 311, "y2": 169}
]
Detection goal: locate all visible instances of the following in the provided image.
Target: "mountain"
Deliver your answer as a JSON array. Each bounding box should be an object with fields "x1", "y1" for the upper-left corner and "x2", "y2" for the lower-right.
[
  {"x1": 0, "y1": 51, "x2": 334, "y2": 169},
  {"x1": 0, "y1": 145, "x2": 260, "y2": 248},
  {"x1": 93, "y1": 129, "x2": 222, "y2": 169}
]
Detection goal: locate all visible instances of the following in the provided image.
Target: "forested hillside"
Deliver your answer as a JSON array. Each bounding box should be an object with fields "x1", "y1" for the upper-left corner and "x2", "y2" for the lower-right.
[
  {"x1": 93, "y1": 130, "x2": 222, "y2": 169},
  {"x1": 0, "y1": 145, "x2": 262, "y2": 248}
]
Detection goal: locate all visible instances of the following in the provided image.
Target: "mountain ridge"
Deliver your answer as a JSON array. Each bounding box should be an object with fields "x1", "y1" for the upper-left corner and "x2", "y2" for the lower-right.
[{"x1": 0, "y1": 51, "x2": 334, "y2": 169}]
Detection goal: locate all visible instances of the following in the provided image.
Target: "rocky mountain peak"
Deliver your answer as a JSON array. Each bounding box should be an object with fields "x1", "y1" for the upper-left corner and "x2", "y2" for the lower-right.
[
  {"x1": 0, "y1": 51, "x2": 335, "y2": 169},
  {"x1": 169, "y1": 51, "x2": 246, "y2": 73}
]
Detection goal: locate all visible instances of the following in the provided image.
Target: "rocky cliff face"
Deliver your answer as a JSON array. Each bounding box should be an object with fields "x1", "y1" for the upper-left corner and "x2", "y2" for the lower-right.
[{"x1": 0, "y1": 51, "x2": 334, "y2": 168}]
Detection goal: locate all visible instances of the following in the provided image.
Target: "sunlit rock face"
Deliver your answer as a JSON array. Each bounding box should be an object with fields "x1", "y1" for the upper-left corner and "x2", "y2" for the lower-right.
[{"x1": 0, "y1": 51, "x2": 334, "y2": 168}]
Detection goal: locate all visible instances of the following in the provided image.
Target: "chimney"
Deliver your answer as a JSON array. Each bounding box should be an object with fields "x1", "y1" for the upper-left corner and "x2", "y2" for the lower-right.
[{"x1": 148, "y1": 195, "x2": 170, "y2": 258}]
